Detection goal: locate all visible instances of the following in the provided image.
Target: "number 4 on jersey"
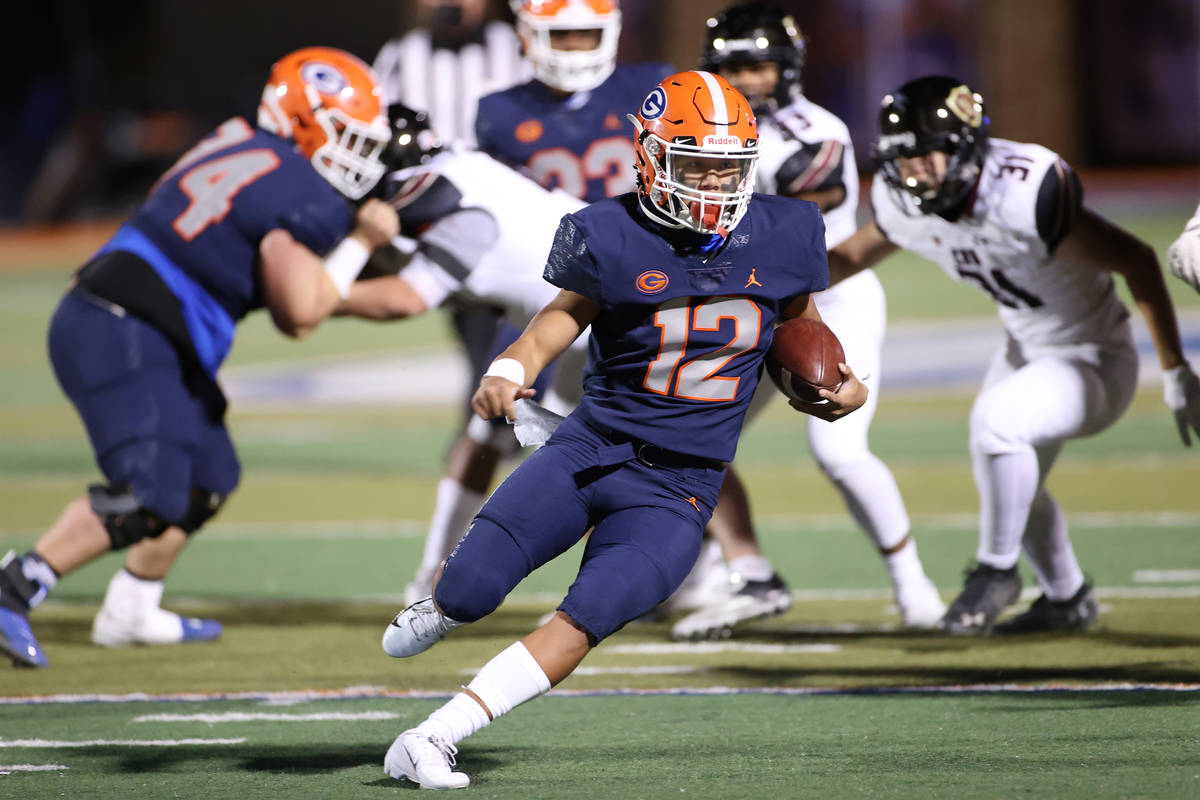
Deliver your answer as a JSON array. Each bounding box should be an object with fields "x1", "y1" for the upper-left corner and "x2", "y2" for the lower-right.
[{"x1": 172, "y1": 150, "x2": 281, "y2": 241}]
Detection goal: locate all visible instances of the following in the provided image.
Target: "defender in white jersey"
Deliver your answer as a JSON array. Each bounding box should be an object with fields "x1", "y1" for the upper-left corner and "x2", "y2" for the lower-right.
[
  {"x1": 829, "y1": 75, "x2": 1200, "y2": 634},
  {"x1": 1167, "y1": 202, "x2": 1200, "y2": 297},
  {"x1": 669, "y1": 2, "x2": 944, "y2": 640},
  {"x1": 345, "y1": 103, "x2": 586, "y2": 382}
]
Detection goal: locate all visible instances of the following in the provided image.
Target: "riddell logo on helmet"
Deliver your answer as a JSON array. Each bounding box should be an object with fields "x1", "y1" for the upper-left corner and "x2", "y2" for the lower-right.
[{"x1": 703, "y1": 135, "x2": 741, "y2": 147}]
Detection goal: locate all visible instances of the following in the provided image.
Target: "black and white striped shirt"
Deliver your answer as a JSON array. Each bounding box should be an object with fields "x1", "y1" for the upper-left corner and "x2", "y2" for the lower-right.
[{"x1": 373, "y1": 21, "x2": 530, "y2": 148}]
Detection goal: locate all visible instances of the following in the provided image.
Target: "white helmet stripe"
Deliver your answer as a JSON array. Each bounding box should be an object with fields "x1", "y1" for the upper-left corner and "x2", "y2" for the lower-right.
[{"x1": 696, "y1": 70, "x2": 728, "y2": 136}]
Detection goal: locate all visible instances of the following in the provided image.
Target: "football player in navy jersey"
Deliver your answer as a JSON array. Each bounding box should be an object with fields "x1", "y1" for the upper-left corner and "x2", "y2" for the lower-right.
[
  {"x1": 399, "y1": 0, "x2": 679, "y2": 607},
  {"x1": 0, "y1": 48, "x2": 399, "y2": 668},
  {"x1": 380, "y1": 72, "x2": 867, "y2": 790}
]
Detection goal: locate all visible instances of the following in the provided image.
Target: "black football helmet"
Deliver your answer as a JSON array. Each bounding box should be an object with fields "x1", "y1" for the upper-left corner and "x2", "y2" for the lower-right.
[
  {"x1": 699, "y1": 2, "x2": 806, "y2": 116},
  {"x1": 381, "y1": 102, "x2": 444, "y2": 173},
  {"x1": 874, "y1": 75, "x2": 989, "y2": 219}
]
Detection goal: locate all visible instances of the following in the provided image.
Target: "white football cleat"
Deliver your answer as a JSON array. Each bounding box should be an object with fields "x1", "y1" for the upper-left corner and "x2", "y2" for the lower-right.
[
  {"x1": 383, "y1": 597, "x2": 465, "y2": 657},
  {"x1": 385, "y1": 729, "x2": 469, "y2": 789},
  {"x1": 91, "y1": 569, "x2": 221, "y2": 647},
  {"x1": 671, "y1": 573, "x2": 792, "y2": 640},
  {"x1": 895, "y1": 575, "x2": 946, "y2": 629},
  {"x1": 92, "y1": 605, "x2": 222, "y2": 647}
]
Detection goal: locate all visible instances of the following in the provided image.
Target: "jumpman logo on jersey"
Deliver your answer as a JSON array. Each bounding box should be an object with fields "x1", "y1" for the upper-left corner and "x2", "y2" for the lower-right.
[
  {"x1": 745, "y1": 268, "x2": 762, "y2": 288},
  {"x1": 686, "y1": 496, "x2": 701, "y2": 512}
]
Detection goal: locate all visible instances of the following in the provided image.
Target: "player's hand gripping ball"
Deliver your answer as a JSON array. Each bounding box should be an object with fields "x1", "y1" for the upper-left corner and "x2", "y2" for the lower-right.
[{"x1": 765, "y1": 318, "x2": 845, "y2": 404}]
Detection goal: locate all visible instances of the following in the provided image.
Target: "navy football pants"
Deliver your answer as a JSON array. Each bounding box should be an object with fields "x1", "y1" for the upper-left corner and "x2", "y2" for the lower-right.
[
  {"x1": 434, "y1": 412, "x2": 725, "y2": 641},
  {"x1": 48, "y1": 290, "x2": 240, "y2": 523}
]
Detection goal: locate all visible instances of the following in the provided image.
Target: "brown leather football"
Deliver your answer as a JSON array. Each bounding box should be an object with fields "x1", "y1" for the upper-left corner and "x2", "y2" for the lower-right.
[{"x1": 764, "y1": 317, "x2": 845, "y2": 403}]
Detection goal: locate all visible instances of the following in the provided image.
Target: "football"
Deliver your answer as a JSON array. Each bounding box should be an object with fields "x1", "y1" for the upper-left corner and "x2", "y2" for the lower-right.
[{"x1": 764, "y1": 317, "x2": 846, "y2": 403}]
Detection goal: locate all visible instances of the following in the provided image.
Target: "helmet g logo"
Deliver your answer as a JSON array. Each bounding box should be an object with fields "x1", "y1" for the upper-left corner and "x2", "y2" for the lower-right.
[
  {"x1": 640, "y1": 87, "x2": 667, "y2": 120},
  {"x1": 300, "y1": 61, "x2": 348, "y2": 95},
  {"x1": 946, "y1": 85, "x2": 983, "y2": 127}
]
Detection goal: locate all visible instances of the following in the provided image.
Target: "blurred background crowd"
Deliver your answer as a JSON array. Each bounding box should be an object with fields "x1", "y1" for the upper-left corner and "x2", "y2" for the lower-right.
[{"x1": 2, "y1": 0, "x2": 1196, "y2": 227}]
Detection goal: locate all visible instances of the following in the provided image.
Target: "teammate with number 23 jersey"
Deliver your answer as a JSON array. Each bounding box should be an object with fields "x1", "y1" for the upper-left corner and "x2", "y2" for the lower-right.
[
  {"x1": 476, "y1": 1, "x2": 671, "y2": 203},
  {"x1": 380, "y1": 71, "x2": 867, "y2": 790}
]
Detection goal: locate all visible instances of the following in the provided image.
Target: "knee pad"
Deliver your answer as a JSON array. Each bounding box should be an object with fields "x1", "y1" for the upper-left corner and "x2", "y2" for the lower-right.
[
  {"x1": 88, "y1": 484, "x2": 167, "y2": 550},
  {"x1": 176, "y1": 488, "x2": 229, "y2": 534}
]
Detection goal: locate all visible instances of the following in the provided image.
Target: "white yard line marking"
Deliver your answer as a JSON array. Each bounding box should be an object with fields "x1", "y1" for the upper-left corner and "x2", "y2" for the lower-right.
[
  {"x1": 1133, "y1": 569, "x2": 1200, "y2": 583},
  {"x1": 0, "y1": 687, "x2": 432, "y2": 706},
  {"x1": 0, "y1": 738, "x2": 245, "y2": 748},
  {"x1": 0, "y1": 764, "x2": 68, "y2": 773},
  {"x1": 2, "y1": 683, "x2": 1197, "y2": 707},
  {"x1": 606, "y1": 643, "x2": 841, "y2": 655},
  {"x1": 133, "y1": 711, "x2": 397, "y2": 723}
]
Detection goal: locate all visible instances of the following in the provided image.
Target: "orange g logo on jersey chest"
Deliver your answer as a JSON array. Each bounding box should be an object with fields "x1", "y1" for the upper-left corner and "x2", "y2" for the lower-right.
[
  {"x1": 636, "y1": 269, "x2": 669, "y2": 294},
  {"x1": 515, "y1": 119, "x2": 544, "y2": 143}
]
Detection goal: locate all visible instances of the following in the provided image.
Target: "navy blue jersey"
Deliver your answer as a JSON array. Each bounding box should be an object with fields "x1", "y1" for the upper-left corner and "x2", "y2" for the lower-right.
[
  {"x1": 475, "y1": 63, "x2": 672, "y2": 203},
  {"x1": 545, "y1": 194, "x2": 829, "y2": 462},
  {"x1": 99, "y1": 117, "x2": 353, "y2": 374}
]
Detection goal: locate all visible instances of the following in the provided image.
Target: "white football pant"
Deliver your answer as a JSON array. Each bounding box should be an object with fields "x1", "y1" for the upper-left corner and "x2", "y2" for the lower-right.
[{"x1": 969, "y1": 324, "x2": 1137, "y2": 598}]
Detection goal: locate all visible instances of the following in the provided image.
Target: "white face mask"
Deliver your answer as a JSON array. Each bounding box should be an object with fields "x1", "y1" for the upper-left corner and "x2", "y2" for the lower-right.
[
  {"x1": 642, "y1": 133, "x2": 759, "y2": 235},
  {"x1": 516, "y1": 6, "x2": 621, "y2": 93}
]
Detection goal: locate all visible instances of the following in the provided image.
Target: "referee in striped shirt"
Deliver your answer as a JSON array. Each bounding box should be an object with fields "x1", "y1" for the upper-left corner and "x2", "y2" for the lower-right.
[
  {"x1": 373, "y1": 0, "x2": 530, "y2": 148},
  {"x1": 373, "y1": 1, "x2": 532, "y2": 427}
]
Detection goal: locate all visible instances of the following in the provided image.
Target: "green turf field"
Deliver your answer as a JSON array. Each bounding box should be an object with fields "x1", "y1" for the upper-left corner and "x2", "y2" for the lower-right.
[{"x1": 2, "y1": 196, "x2": 1199, "y2": 797}]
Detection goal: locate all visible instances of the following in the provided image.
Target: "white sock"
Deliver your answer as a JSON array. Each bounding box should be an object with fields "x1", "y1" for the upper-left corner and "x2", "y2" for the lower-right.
[
  {"x1": 728, "y1": 555, "x2": 773, "y2": 583},
  {"x1": 421, "y1": 478, "x2": 486, "y2": 571},
  {"x1": 105, "y1": 568, "x2": 165, "y2": 614},
  {"x1": 973, "y1": 449, "x2": 1039, "y2": 570},
  {"x1": 1021, "y1": 491, "x2": 1085, "y2": 601},
  {"x1": 883, "y1": 537, "x2": 925, "y2": 589},
  {"x1": 418, "y1": 642, "x2": 551, "y2": 745},
  {"x1": 826, "y1": 454, "x2": 911, "y2": 551}
]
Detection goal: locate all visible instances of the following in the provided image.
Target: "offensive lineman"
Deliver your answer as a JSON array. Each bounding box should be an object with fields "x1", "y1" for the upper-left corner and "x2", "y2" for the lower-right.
[
  {"x1": 672, "y1": 2, "x2": 944, "y2": 640},
  {"x1": 828, "y1": 75, "x2": 1200, "y2": 634},
  {"x1": 0, "y1": 48, "x2": 398, "y2": 667}
]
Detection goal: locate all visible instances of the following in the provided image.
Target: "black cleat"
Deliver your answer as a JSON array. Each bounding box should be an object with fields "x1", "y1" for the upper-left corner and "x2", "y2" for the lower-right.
[
  {"x1": 939, "y1": 563, "x2": 1022, "y2": 635},
  {"x1": 994, "y1": 583, "x2": 1099, "y2": 634}
]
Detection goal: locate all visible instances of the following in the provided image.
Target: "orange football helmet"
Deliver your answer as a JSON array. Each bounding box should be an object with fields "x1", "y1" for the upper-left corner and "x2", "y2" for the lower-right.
[
  {"x1": 512, "y1": 0, "x2": 621, "y2": 93},
  {"x1": 257, "y1": 47, "x2": 390, "y2": 200},
  {"x1": 629, "y1": 71, "x2": 758, "y2": 235}
]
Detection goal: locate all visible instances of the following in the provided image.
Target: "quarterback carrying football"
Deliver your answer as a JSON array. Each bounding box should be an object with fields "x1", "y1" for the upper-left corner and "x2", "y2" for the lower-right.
[{"x1": 380, "y1": 72, "x2": 866, "y2": 789}]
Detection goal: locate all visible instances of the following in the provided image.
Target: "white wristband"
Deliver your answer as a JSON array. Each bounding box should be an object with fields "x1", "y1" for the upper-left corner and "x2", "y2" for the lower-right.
[
  {"x1": 484, "y1": 358, "x2": 525, "y2": 386},
  {"x1": 323, "y1": 236, "x2": 370, "y2": 299}
]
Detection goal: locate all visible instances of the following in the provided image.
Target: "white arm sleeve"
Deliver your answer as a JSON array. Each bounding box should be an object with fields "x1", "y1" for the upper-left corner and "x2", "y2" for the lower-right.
[{"x1": 398, "y1": 253, "x2": 459, "y2": 309}]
